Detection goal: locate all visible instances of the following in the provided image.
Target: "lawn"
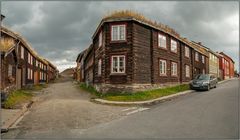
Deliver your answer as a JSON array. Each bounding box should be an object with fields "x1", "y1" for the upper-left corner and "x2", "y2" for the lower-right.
[
  {"x1": 3, "y1": 90, "x2": 33, "y2": 109},
  {"x1": 3, "y1": 84, "x2": 47, "y2": 109},
  {"x1": 79, "y1": 83, "x2": 190, "y2": 102}
]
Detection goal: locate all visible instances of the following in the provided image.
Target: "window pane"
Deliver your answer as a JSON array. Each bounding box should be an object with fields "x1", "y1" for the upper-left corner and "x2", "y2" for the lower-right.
[
  {"x1": 119, "y1": 25, "x2": 125, "y2": 40},
  {"x1": 112, "y1": 26, "x2": 118, "y2": 41}
]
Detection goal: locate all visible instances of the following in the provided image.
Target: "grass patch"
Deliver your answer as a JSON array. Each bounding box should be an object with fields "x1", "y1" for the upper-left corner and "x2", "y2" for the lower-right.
[
  {"x1": 79, "y1": 83, "x2": 190, "y2": 102},
  {"x1": 3, "y1": 90, "x2": 33, "y2": 109},
  {"x1": 78, "y1": 83, "x2": 102, "y2": 98}
]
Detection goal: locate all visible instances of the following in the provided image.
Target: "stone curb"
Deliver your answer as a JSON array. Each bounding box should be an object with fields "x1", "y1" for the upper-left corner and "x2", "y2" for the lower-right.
[
  {"x1": 1, "y1": 100, "x2": 34, "y2": 133},
  {"x1": 91, "y1": 90, "x2": 195, "y2": 106}
]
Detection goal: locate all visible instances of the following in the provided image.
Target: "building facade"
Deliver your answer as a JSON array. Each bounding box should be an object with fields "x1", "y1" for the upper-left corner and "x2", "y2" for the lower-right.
[
  {"x1": 76, "y1": 11, "x2": 210, "y2": 93},
  {"x1": 217, "y1": 52, "x2": 235, "y2": 80}
]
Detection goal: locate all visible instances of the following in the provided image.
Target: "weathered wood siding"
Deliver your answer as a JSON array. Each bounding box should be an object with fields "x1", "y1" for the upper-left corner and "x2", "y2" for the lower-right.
[
  {"x1": 132, "y1": 22, "x2": 151, "y2": 83},
  {"x1": 152, "y1": 29, "x2": 180, "y2": 84},
  {"x1": 103, "y1": 22, "x2": 133, "y2": 84}
]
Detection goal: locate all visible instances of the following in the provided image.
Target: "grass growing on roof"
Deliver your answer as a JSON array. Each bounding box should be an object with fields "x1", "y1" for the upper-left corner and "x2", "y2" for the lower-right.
[{"x1": 3, "y1": 90, "x2": 33, "y2": 109}]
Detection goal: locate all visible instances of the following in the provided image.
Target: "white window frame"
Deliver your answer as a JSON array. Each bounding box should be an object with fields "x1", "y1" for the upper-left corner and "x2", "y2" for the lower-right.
[
  {"x1": 170, "y1": 39, "x2": 177, "y2": 53},
  {"x1": 202, "y1": 55, "x2": 205, "y2": 63},
  {"x1": 8, "y1": 65, "x2": 12, "y2": 76},
  {"x1": 111, "y1": 55, "x2": 126, "y2": 74},
  {"x1": 171, "y1": 62, "x2": 178, "y2": 76},
  {"x1": 111, "y1": 24, "x2": 126, "y2": 41},
  {"x1": 99, "y1": 31, "x2": 102, "y2": 47},
  {"x1": 98, "y1": 59, "x2": 102, "y2": 76},
  {"x1": 158, "y1": 34, "x2": 166, "y2": 48},
  {"x1": 185, "y1": 65, "x2": 190, "y2": 77},
  {"x1": 195, "y1": 52, "x2": 199, "y2": 61},
  {"x1": 21, "y1": 46, "x2": 24, "y2": 59},
  {"x1": 28, "y1": 53, "x2": 30, "y2": 64},
  {"x1": 185, "y1": 46, "x2": 190, "y2": 58},
  {"x1": 159, "y1": 59, "x2": 167, "y2": 76}
]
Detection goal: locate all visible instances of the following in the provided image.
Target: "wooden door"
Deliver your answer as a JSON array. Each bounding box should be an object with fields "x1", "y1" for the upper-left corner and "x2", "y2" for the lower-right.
[{"x1": 34, "y1": 71, "x2": 39, "y2": 85}]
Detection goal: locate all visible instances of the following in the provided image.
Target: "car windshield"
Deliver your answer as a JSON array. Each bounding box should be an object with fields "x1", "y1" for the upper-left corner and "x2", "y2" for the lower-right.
[{"x1": 195, "y1": 74, "x2": 210, "y2": 80}]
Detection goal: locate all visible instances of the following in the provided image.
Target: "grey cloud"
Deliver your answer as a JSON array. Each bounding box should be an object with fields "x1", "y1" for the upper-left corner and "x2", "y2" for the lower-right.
[{"x1": 2, "y1": 1, "x2": 238, "y2": 72}]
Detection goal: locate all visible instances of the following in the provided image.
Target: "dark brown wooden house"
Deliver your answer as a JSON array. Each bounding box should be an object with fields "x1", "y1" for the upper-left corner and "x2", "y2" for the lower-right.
[
  {"x1": 1, "y1": 16, "x2": 57, "y2": 96},
  {"x1": 77, "y1": 11, "x2": 209, "y2": 93}
]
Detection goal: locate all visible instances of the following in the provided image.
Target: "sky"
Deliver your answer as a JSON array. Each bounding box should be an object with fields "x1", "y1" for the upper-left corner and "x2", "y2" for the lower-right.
[{"x1": 1, "y1": 1, "x2": 239, "y2": 72}]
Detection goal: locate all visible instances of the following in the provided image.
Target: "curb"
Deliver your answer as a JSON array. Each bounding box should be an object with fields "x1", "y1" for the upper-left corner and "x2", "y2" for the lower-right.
[
  {"x1": 91, "y1": 90, "x2": 195, "y2": 106},
  {"x1": 1, "y1": 100, "x2": 34, "y2": 133}
]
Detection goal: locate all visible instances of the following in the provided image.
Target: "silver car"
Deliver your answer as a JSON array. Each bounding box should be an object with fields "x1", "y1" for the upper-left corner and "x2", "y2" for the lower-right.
[{"x1": 190, "y1": 74, "x2": 218, "y2": 91}]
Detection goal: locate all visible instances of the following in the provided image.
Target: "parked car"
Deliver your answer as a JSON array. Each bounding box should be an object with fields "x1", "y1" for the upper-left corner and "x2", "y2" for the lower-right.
[{"x1": 190, "y1": 74, "x2": 218, "y2": 91}]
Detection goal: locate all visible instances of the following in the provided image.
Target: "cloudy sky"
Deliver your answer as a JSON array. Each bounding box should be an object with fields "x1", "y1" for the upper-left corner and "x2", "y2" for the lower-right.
[{"x1": 1, "y1": 1, "x2": 239, "y2": 72}]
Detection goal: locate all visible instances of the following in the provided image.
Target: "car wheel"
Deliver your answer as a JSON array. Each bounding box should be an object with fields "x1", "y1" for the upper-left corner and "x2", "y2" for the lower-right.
[
  {"x1": 214, "y1": 84, "x2": 217, "y2": 88},
  {"x1": 207, "y1": 85, "x2": 210, "y2": 91}
]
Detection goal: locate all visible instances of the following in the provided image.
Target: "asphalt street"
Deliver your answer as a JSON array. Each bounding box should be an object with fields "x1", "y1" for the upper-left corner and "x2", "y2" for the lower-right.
[
  {"x1": 1, "y1": 79, "x2": 239, "y2": 139},
  {"x1": 77, "y1": 79, "x2": 239, "y2": 139}
]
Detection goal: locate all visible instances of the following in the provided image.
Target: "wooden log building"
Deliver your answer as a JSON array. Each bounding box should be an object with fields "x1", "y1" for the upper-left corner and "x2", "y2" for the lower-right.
[
  {"x1": 76, "y1": 11, "x2": 235, "y2": 93},
  {"x1": 0, "y1": 15, "x2": 58, "y2": 96}
]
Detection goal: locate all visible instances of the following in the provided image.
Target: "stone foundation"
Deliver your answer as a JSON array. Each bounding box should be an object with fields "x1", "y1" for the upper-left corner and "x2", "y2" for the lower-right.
[{"x1": 94, "y1": 82, "x2": 187, "y2": 94}]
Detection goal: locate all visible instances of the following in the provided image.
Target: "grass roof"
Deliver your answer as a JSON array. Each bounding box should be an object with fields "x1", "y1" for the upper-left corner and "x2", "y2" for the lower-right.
[
  {"x1": 0, "y1": 37, "x2": 15, "y2": 52},
  {"x1": 103, "y1": 10, "x2": 180, "y2": 37}
]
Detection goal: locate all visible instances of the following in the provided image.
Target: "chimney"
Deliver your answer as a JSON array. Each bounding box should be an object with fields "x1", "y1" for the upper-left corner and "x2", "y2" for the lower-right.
[
  {"x1": 1, "y1": 14, "x2": 5, "y2": 21},
  {"x1": 197, "y1": 42, "x2": 202, "y2": 45}
]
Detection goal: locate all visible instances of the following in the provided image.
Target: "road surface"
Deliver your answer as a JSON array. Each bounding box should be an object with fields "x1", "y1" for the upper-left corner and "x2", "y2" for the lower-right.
[{"x1": 2, "y1": 78, "x2": 239, "y2": 139}]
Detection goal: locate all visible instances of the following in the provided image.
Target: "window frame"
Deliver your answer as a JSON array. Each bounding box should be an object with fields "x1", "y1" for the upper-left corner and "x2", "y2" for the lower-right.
[
  {"x1": 195, "y1": 52, "x2": 199, "y2": 61},
  {"x1": 170, "y1": 39, "x2": 177, "y2": 53},
  {"x1": 110, "y1": 24, "x2": 127, "y2": 42},
  {"x1": 8, "y1": 64, "x2": 12, "y2": 77},
  {"x1": 111, "y1": 55, "x2": 126, "y2": 74},
  {"x1": 171, "y1": 61, "x2": 178, "y2": 76},
  {"x1": 21, "y1": 46, "x2": 24, "y2": 59},
  {"x1": 99, "y1": 31, "x2": 102, "y2": 47},
  {"x1": 202, "y1": 55, "x2": 205, "y2": 63},
  {"x1": 159, "y1": 59, "x2": 167, "y2": 76},
  {"x1": 158, "y1": 33, "x2": 167, "y2": 49},
  {"x1": 185, "y1": 46, "x2": 190, "y2": 58},
  {"x1": 185, "y1": 65, "x2": 190, "y2": 78},
  {"x1": 98, "y1": 59, "x2": 102, "y2": 76}
]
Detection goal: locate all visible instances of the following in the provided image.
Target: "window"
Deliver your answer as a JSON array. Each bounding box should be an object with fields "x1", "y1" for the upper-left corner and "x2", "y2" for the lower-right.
[
  {"x1": 202, "y1": 55, "x2": 205, "y2": 63},
  {"x1": 21, "y1": 46, "x2": 24, "y2": 59},
  {"x1": 111, "y1": 24, "x2": 126, "y2": 41},
  {"x1": 158, "y1": 34, "x2": 166, "y2": 48},
  {"x1": 171, "y1": 62, "x2": 177, "y2": 76},
  {"x1": 28, "y1": 53, "x2": 30, "y2": 64},
  {"x1": 98, "y1": 59, "x2": 102, "y2": 75},
  {"x1": 170, "y1": 39, "x2": 177, "y2": 53},
  {"x1": 36, "y1": 60, "x2": 38, "y2": 67},
  {"x1": 99, "y1": 31, "x2": 102, "y2": 47},
  {"x1": 8, "y1": 65, "x2": 12, "y2": 76},
  {"x1": 111, "y1": 55, "x2": 125, "y2": 73},
  {"x1": 185, "y1": 65, "x2": 190, "y2": 77},
  {"x1": 195, "y1": 52, "x2": 199, "y2": 61},
  {"x1": 185, "y1": 46, "x2": 190, "y2": 57},
  {"x1": 28, "y1": 68, "x2": 32, "y2": 79},
  {"x1": 159, "y1": 59, "x2": 167, "y2": 76},
  {"x1": 202, "y1": 69, "x2": 205, "y2": 74},
  {"x1": 31, "y1": 56, "x2": 33, "y2": 65},
  {"x1": 30, "y1": 69, "x2": 33, "y2": 79}
]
